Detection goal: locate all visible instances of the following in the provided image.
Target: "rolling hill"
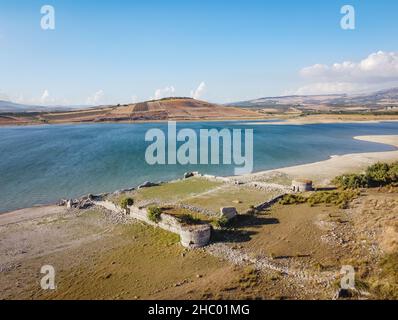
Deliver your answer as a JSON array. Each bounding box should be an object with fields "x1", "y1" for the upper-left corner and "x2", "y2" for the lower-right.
[{"x1": 0, "y1": 97, "x2": 262, "y2": 125}]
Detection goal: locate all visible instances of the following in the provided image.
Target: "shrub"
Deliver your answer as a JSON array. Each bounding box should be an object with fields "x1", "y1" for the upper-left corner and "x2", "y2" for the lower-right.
[
  {"x1": 332, "y1": 174, "x2": 369, "y2": 189},
  {"x1": 214, "y1": 216, "x2": 230, "y2": 228},
  {"x1": 366, "y1": 162, "x2": 391, "y2": 186},
  {"x1": 279, "y1": 194, "x2": 306, "y2": 205},
  {"x1": 307, "y1": 190, "x2": 359, "y2": 209},
  {"x1": 280, "y1": 190, "x2": 359, "y2": 209},
  {"x1": 178, "y1": 214, "x2": 201, "y2": 225},
  {"x1": 119, "y1": 197, "x2": 134, "y2": 209},
  {"x1": 333, "y1": 162, "x2": 398, "y2": 189},
  {"x1": 147, "y1": 206, "x2": 162, "y2": 222},
  {"x1": 388, "y1": 162, "x2": 398, "y2": 185}
]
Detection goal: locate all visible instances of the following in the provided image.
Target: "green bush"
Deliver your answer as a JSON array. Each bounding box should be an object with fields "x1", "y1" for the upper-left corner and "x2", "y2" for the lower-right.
[
  {"x1": 178, "y1": 214, "x2": 201, "y2": 225},
  {"x1": 147, "y1": 206, "x2": 162, "y2": 222},
  {"x1": 119, "y1": 197, "x2": 134, "y2": 209},
  {"x1": 366, "y1": 162, "x2": 391, "y2": 186},
  {"x1": 307, "y1": 190, "x2": 359, "y2": 209},
  {"x1": 214, "y1": 216, "x2": 230, "y2": 228},
  {"x1": 332, "y1": 174, "x2": 369, "y2": 189},
  {"x1": 280, "y1": 190, "x2": 359, "y2": 209},
  {"x1": 279, "y1": 194, "x2": 306, "y2": 205},
  {"x1": 388, "y1": 162, "x2": 398, "y2": 185},
  {"x1": 333, "y1": 162, "x2": 398, "y2": 189}
]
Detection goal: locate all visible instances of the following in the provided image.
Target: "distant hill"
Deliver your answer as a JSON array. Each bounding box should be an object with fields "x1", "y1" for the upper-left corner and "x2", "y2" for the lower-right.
[
  {"x1": 230, "y1": 88, "x2": 398, "y2": 111},
  {"x1": 0, "y1": 97, "x2": 261, "y2": 125},
  {"x1": 100, "y1": 97, "x2": 260, "y2": 121},
  {"x1": 0, "y1": 100, "x2": 86, "y2": 113},
  {"x1": 0, "y1": 100, "x2": 46, "y2": 113}
]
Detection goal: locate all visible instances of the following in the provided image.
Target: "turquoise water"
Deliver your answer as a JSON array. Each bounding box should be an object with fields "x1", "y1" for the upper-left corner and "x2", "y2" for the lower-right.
[{"x1": 0, "y1": 121, "x2": 397, "y2": 213}]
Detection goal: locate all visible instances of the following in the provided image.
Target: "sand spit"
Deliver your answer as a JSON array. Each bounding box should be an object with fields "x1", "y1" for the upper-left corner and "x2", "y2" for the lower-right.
[{"x1": 237, "y1": 135, "x2": 398, "y2": 185}]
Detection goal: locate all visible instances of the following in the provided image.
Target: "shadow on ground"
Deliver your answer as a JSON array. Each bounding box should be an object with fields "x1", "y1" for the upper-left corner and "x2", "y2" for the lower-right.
[{"x1": 212, "y1": 214, "x2": 280, "y2": 244}]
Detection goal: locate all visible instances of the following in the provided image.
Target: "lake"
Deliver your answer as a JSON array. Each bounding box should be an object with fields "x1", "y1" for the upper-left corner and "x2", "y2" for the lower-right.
[{"x1": 0, "y1": 121, "x2": 397, "y2": 213}]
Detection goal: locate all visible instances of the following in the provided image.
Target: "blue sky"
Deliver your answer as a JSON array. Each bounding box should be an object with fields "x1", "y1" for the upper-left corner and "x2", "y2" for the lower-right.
[{"x1": 0, "y1": 0, "x2": 397, "y2": 105}]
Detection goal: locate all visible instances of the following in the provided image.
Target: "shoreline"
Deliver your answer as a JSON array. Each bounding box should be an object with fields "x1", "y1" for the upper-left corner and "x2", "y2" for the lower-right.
[
  {"x1": 0, "y1": 116, "x2": 270, "y2": 128},
  {"x1": 1, "y1": 134, "x2": 398, "y2": 222},
  {"x1": 243, "y1": 135, "x2": 398, "y2": 185},
  {"x1": 244, "y1": 119, "x2": 398, "y2": 126},
  {"x1": 1, "y1": 115, "x2": 398, "y2": 128}
]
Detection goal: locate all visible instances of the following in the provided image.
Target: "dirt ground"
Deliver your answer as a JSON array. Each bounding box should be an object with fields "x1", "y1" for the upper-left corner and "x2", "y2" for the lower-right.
[
  {"x1": 0, "y1": 207, "x2": 303, "y2": 300},
  {"x1": 1, "y1": 186, "x2": 396, "y2": 300}
]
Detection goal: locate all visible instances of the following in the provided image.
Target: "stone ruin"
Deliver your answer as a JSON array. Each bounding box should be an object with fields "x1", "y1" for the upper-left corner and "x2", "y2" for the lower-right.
[
  {"x1": 93, "y1": 200, "x2": 212, "y2": 248},
  {"x1": 291, "y1": 179, "x2": 313, "y2": 192},
  {"x1": 219, "y1": 207, "x2": 238, "y2": 221}
]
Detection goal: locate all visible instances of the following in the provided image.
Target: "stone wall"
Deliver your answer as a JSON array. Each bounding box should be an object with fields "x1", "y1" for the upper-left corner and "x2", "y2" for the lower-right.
[
  {"x1": 95, "y1": 201, "x2": 211, "y2": 248},
  {"x1": 255, "y1": 194, "x2": 286, "y2": 211},
  {"x1": 291, "y1": 180, "x2": 313, "y2": 192}
]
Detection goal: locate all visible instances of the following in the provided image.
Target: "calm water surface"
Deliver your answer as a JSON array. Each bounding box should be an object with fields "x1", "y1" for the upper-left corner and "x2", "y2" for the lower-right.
[{"x1": 0, "y1": 121, "x2": 397, "y2": 213}]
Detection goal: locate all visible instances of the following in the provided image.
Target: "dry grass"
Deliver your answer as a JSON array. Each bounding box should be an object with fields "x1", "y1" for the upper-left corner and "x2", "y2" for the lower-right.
[
  {"x1": 161, "y1": 206, "x2": 215, "y2": 225},
  {"x1": 133, "y1": 178, "x2": 223, "y2": 204},
  {"x1": 181, "y1": 185, "x2": 280, "y2": 213},
  {"x1": 106, "y1": 177, "x2": 223, "y2": 205}
]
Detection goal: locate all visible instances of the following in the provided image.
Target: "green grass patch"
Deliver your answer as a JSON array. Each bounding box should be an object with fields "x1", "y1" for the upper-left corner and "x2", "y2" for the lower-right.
[
  {"x1": 212, "y1": 216, "x2": 230, "y2": 228},
  {"x1": 162, "y1": 206, "x2": 215, "y2": 225},
  {"x1": 368, "y1": 253, "x2": 398, "y2": 299},
  {"x1": 176, "y1": 214, "x2": 202, "y2": 225},
  {"x1": 134, "y1": 177, "x2": 223, "y2": 203},
  {"x1": 280, "y1": 190, "x2": 360, "y2": 209},
  {"x1": 254, "y1": 173, "x2": 293, "y2": 186},
  {"x1": 182, "y1": 185, "x2": 279, "y2": 213},
  {"x1": 121, "y1": 223, "x2": 181, "y2": 247}
]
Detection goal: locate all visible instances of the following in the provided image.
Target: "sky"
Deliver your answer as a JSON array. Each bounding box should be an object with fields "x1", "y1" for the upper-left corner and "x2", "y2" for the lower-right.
[{"x1": 0, "y1": 0, "x2": 398, "y2": 106}]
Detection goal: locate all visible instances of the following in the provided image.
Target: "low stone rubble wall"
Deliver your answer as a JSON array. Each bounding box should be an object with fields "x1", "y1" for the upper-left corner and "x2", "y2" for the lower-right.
[{"x1": 255, "y1": 194, "x2": 287, "y2": 211}]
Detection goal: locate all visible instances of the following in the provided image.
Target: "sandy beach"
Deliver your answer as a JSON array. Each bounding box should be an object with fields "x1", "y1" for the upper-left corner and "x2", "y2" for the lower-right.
[
  {"x1": 244, "y1": 115, "x2": 398, "y2": 126},
  {"x1": 242, "y1": 135, "x2": 398, "y2": 185}
]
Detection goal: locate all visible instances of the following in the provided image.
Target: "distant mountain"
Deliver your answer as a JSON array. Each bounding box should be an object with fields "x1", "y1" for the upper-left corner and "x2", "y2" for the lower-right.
[
  {"x1": 0, "y1": 100, "x2": 45, "y2": 113},
  {"x1": 0, "y1": 100, "x2": 91, "y2": 113},
  {"x1": 230, "y1": 88, "x2": 398, "y2": 110}
]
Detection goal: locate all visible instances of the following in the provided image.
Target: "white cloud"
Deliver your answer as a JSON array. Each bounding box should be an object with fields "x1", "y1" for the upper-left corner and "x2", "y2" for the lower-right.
[
  {"x1": 153, "y1": 86, "x2": 175, "y2": 100},
  {"x1": 86, "y1": 90, "x2": 105, "y2": 105},
  {"x1": 294, "y1": 51, "x2": 398, "y2": 95},
  {"x1": 301, "y1": 51, "x2": 398, "y2": 83},
  {"x1": 294, "y1": 82, "x2": 363, "y2": 95},
  {"x1": 40, "y1": 89, "x2": 50, "y2": 103},
  {"x1": 190, "y1": 81, "x2": 206, "y2": 100},
  {"x1": 9, "y1": 90, "x2": 69, "y2": 106}
]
